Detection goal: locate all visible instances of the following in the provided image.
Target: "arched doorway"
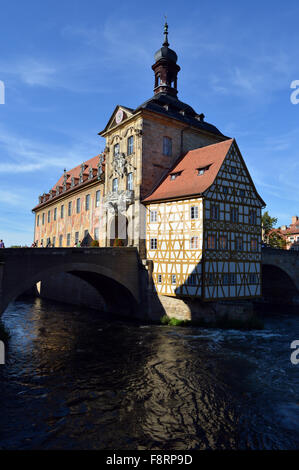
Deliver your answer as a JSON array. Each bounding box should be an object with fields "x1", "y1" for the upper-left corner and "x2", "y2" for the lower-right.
[{"x1": 108, "y1": 213, "x2": 128, "y2": 247}]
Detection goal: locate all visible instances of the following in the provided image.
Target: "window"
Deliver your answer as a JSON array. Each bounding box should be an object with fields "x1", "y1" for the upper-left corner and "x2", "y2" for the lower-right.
[
  {"x1": 68, "y1": 201, "x2": 72, "y2": 217},
  {"x1": 67, "y1": 233, "x2": 71, "y2": 247},
  {"x1": 127, "y1": 172, "x2": 133, "y2": 190},
  {"x1": 170, "y1": 172, "x2": 180, "y2": 180},
  {"x1": 236, "y1": 238, "x2": 243, "y2": 251},
  {"x1": 163, "y1": 136, "x2": 172, "y2": 156},
  {"x1": 114, "y1": 143, "x2": 120, "y2": 157},
  {"x1": 223, "y1": 273, "x2": 236, "y2": 285},
  {"x1": 188, "y1": 274, "x2": 197, "y2": 286},
  {"x1": 76, "y1": 198, "x2": 81, "y2": 213},
  {"x1": 95, "y1": 190, "x2": 101, "y2": 207},
  {"x1": 239, "y1": 189, "x2": 245, "y2": 198},
  {"x1": 85, "y1": 194, "x2": 90, "y2": 211},
  {"x1": 219, "y1": 235, "x2": 228, "y2": 250},
  {"x1": 191, "y1": 206, "x2": 199, "y2": 220},
  {"x1": 112, "y1": 178, "x2": 118, "y2": 192},
  {"x1": 150, "y1": 238, "x2": 157, "y2": 250},
  {"x1": 127, "y1": 136, "x2": 134, "y2": 155},
  {"x1": 75, "y1": 232, "x2": 79, "y2": 245},
  {"x1": 37, "y1": 215, "x2": 39, "y2": 226},
  {"x1": 94, "y1": 228, "x2": 99, "y2": 241},
  {"x1": 54, "y1": 208, "x2": 57, "y2": 221},
  {"x1": 150, "y1": 210, "x2": 157, "y2": 222},
  {"x1": 197, "y1": 165, "x2": 210, "y2": 176},
  {"x1": 190, "y1": 236, "x2": 199, "y2": 249},
  {"x1": 207, "y1": 234, "x2": 217, "y2": 249},
  {"x1": 211, "y1": 204, "x2": 219, "y2": 220},
  {"x1": 249, "y1": 273, "x2": 258, "y2": 284},
  {"x1": 223, "y1": 186, "x2": 228, "y2": 195},
  {"x1": 230, "y1": 207, "x2": 239, "y2": 223},
  {"x1": 52, "y1": 237, "x2": 56, "y2": 247},
  {"x1": 207, "y1": 273, "x2": 214, "y2": 286},
  {"x1": 59, "y1": 235, "x2": 63, "y2": 247},
  {"x1": 47, "y1": 210, "x2": 51, "y2": 223},
  {"x1": 157, "y1": 274, "x2": 162, "y2": 284},
  {"x1": 231, "y1": 166, "x2": 237, "y2": 175},
  {"x1": 42, "y1": 213, "x2": 45, "y2": 225},
  {"x1": 249, "y1": 209, "x2": 257, "y2": 225},
  {"x1": 61, "y1": 205, "x2": 64, "y2": 219},
  {"x1": 171, "y1": 274, "x2": 176, "y2": 285},
  {"x1": 250, "y1": 239, "x2": 258, "y2": 251}
]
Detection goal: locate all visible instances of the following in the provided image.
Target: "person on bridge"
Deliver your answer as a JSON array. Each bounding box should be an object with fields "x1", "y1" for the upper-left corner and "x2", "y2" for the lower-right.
[{"x1": 0, "y1": 240, "x2": 5, "y2": 248}]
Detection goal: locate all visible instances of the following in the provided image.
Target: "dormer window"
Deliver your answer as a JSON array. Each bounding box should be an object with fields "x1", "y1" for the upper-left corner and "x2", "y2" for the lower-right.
[
  {"x1": 197, "y1": 165, "x2": 210, "y2": 176},
  {"x1": 170, "y1": 171, "x2": 181, "y2": 181}
]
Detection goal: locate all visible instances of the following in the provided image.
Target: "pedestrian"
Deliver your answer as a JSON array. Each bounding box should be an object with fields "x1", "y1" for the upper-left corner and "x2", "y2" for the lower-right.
[
  {"x1": 0, "y1": 239, "x2": 5, "y2": 248},
  {"x1": 76, "y1": 240, "x2": 81, "y2": 247}
]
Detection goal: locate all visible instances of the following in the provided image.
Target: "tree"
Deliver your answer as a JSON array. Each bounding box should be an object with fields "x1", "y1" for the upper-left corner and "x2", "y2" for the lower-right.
[
  {"x1": 262, "y1": 211, "x2": 278, "y2": 239},
  {"x1": 268, "y1": 231, "x2": 286, "y2": 249}
]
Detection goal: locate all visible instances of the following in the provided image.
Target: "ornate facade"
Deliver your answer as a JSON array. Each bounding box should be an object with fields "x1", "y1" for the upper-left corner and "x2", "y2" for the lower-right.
[{"x1": 32, "y1": 23, "x2": 265, "y2": 300}]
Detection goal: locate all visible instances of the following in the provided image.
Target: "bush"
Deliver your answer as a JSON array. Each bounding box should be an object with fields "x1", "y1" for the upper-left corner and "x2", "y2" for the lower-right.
[
  {"x1": 160, "y1": 315, "x2": 191, "y2": 327},
  {"x1": 113, "y1": 238, "x2": 123, "y2": 247},
  {"x1": 91, "y1": 240, "x2": 99, "y2": 247}
]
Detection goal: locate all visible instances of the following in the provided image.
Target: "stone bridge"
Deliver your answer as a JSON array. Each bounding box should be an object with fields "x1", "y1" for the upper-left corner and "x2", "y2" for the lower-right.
[
  {"x1": 0, "y1": 247, "x2": 149, "y2": 317},
  {"x1": 262, "y1": 247, "x2": 299, "y2": 304}
]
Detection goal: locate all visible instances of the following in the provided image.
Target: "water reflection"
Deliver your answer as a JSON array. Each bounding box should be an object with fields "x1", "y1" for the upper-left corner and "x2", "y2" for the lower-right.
[{"x1": 0, "y1": 298, "x2": 298, "y2": 450}]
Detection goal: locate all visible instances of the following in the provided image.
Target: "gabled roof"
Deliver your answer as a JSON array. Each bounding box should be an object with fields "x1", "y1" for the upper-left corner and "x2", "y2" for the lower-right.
[{"x1": 143, "y1": 139, "x2": 234, "y2": 203}]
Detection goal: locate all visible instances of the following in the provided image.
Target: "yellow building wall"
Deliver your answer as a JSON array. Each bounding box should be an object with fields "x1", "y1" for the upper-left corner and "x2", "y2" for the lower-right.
[{"x1": 146, "y1": 198, "x2": 203, "y2": 297}]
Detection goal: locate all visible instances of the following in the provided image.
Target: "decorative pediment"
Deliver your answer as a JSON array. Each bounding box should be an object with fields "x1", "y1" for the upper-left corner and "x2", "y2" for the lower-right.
[{"x1": 99, "y1": 105, "x2": 134, "y2": 135}]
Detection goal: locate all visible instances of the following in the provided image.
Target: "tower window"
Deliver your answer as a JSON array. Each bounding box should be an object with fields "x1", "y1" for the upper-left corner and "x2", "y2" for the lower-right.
[
  {"x1": 68, "y1": 201, "x2": 72, "y2": 216},
  {"x1": 54, "y1": 208, "x2": 57, "y2": 221},
  {"x1": 114, "y1": 143, "x2": 120, "y2": 157},
  {"x1": 61, "y1": 205, "x2": 64, "y2": 219},
  {"x1": 112, "y1": 178, "x2": 118, "y2": 193},
  {"x1": 171, "y1": 274, "x2": 176, "y2": 285},
  {"x1": 127, "y1": 136, "x2": 134, "y2": 155},
  {"x1": 207, "y1": 234, "x2": 217, "y2": 249},
  {"x1": 127, "y1": 172, "x2": 133, "y2": 190},
  {"x1": 163, "y1": 136, "x2": 172, "y2": 156},
  {"x1": 211, "y1": 204, "x2": 220, "y2": 220}
]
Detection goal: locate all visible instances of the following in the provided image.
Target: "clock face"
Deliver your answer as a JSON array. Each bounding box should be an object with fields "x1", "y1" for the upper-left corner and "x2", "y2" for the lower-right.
[{"x1": 116, "y1": 109, "x2": 124, "y2": 124}]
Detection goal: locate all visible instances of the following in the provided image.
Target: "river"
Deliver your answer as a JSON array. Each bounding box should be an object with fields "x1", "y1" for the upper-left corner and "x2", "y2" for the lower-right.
[{"x1": 0, "y1": 297, "x2": 298, "y2": 450}]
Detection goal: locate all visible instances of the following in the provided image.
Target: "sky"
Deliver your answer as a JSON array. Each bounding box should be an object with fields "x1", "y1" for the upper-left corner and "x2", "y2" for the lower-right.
[{"x1": 0, "y1": 0, "x2": 299, "y2": 246}]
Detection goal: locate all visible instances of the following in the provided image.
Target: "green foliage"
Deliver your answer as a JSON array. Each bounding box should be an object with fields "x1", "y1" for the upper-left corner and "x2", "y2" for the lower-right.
[
  {"x1": 262, "y1": 211, "x2": 278, "y2": 237},
  {"x1": 91, "y1": 240, "x2": 99, "y2": 247},
  {"x1": 0, "y1": 321, "x2": 10, "y2": 343},
  {"x1": 268, "y1": 231, "x2": 286, "y2": 249},
  {"x1": 160, "y1": 315, "x2": 191, "y2": 327}
]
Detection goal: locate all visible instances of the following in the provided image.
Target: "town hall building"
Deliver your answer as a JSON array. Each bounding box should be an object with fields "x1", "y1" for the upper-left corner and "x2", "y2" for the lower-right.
[{"x1": 32, "y1": 23, "x2": 265, "y2": 302}]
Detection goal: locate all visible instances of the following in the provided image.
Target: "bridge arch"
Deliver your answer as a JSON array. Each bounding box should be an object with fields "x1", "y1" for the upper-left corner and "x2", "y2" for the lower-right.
[
  {"x1": 0, "y1": 248, "x2": 143, "y2": 317},
  {"x1": 262, "y1": 263, "x2": 299, "y2": 304}
]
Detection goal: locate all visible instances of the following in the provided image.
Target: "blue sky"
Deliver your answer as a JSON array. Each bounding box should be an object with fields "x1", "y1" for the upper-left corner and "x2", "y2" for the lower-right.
[{"x1": 0, "y1": 0, "x2": 298, "y2": 246}]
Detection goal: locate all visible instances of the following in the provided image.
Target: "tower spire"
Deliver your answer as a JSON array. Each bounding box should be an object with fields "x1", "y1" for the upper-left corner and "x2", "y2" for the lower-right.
[
  {"x1": 163, "y1": 19, "x2": 169, "y2": 47},
  {"x1": 152, "y1": 20, "x2": 180, "y2": 97}
]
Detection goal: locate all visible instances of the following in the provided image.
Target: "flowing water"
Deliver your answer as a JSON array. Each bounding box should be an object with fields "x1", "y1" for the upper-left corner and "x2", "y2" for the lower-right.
[{"x1": 0, "y1": 297, "x2": 298, "y2": 450}]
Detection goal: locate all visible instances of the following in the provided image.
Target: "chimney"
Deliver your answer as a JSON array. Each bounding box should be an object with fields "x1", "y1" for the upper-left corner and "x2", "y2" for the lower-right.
[{"x1": 292, "y1": 216, "x2": 299, "y2": 225}]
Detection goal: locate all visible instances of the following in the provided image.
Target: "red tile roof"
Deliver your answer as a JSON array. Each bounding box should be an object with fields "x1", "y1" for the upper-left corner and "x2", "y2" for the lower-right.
[
  {"x1": 32, "y1": 154, "x2": 103, "y2": 211},
  {"x1": 143, "y1": 139, "x2": 234, "y2": 202}
]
